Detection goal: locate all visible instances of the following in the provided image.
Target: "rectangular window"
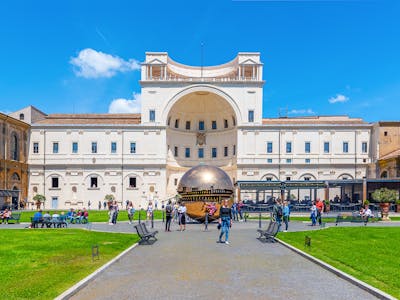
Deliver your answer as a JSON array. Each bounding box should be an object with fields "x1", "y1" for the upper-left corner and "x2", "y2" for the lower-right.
[
  {"x1": 174, "y1": 178, "x2": 178, "y2": 186},
  {"x1": 248, "y1": 110, "x2": 254, "y2": 122},
  {"x1": 305, "y1": 158, "x2": 311, "y2": 164},
  {"x1": 174, "y1": 146, "x2": 178, "y2": 157},
  {"x1": 224, "y1": 119, "x2": 228, "y2": 128},
  {"x1": 305, "y1": 142, "x2": 311, "y2": 153},
  {"x1": 286, "y1": 177, "x2": 291, "y2": 181},
  {"x1": 90, "y1": 177, "x2": 98, "y2": 188},
  {"x1": 212, "y1": 147, "x2": 217, "y2": 158},
  {"x1": 198, "y1": 148, "x2": 204, "y2": 158},
  {"x1": 362, "y1": 142, "x2": 368, "y2": 153},
  {"x1": 129, "y1": 177, "x2": 137, "y2": 188},
  {"x1": 267, "y1": 158, "x2": 273, "y2": 163},
  {"x1": 186, "y1": 121, "x2": 191, "y2": 130},
  {"x1": 91, "y1": 142, "x2": 97, "y2": 154},
  {"x1": 174, "y1": 119, "x2": 179, "y2": 129},
  {"x1": 233, "y1": 145, "x2": 236, "y2": 155},
  {"x1": 324, "y1": 142, "x2": 330, "y2": 153},
  {"x1": 185, "y1": 147, "x2": 190, "y2": 158},
  {"x1": 130, "y1": 142, "x2": 136, "y2": 154},
  {"x1": 286, "y1": 142, "x2": 292, "y2": 153},
  {"x1": 72, "y1": 142, "x2": 78, "y2": 153},
  {"x1": 53, "y1": 142, "x2": 59, "y2": 154},
  {"x1": 199, "y1": 120, "x2": 205, "y2": 131},
  {"x1": 51, "y1": 177, "x2": 59, "y2": 188},
  {"x1": 267, "y1": 142, "x2": 273, "y2": 153},
  {"x1": 224, "y1": 146, "x2": 228, "y2": 157},
  {"x1": 304, "y1": 177, "x2": 311, "y2": 181},
  {"x1": 343, "y1": 142, "x2": 349, "y2": 153},
  {"x1": 286, "y1": 158, "x2": 292, "y2": 164},
  {"x1": 33, "y1": 142, "x2": 39, "y2": 154},
  {"x1": 111, "y1": 142, "x2": 117, "y2": 154},
  {"x1": 149, "y1": 110, "x2": 155, "y2": 122},
  {"x1": 266, "y1": 177, "x2": 272, "y2": 181},
  {"x1": 212, "y1": 120, "x2": 217, "y2": 130}
]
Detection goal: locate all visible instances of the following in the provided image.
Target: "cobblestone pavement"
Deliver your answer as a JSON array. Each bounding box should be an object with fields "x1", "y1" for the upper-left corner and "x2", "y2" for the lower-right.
[{"x1": 68, "y1": 220, "x2": 380, "y2": 300}]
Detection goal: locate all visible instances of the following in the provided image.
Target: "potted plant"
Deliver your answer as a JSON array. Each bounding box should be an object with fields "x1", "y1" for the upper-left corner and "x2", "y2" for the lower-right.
[
  {"x1": 396, "y1": 200, "x2": 400, "y2": 213},
  {"x1": 104, "y1": 194, "x2": 115, "y2": 208},
  {"x1": 371, "y1": 188, "x2": 398, "y2": 221},
  {"x1": 33, "y1": 194, "x2": 46, "y2": 210}
]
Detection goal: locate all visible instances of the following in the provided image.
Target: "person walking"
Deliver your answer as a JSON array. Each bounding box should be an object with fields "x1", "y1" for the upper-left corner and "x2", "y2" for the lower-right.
[
  {"x1": 316, "y1": 198, "x2": 324, "y2": 226},
  {"x1": 310, "y1": 201, "x2": 317, "y2": 226},
  {"x1": 218, "y1": 199, "x2": 233, "y2": 244},
  {"x1": 165, "y1": 200, "x2": 173, "y2": 231},
  {"x1": 178, "y1": 202, "x2": 186, "y2": 231},
  {"x1": 231, "y1": 202, "x2": 238, "y2": 221},
  {"x1": 282, "y1": 201, "x2": 290, "y2": 232},
  {"x1": 127, "y1": 201, "x2": 135, "y2": 224},
  {"x1": 273, "y1": 199, "x2": 283, "y2": 230},
  {"x1": 98, "y1": 201, "x2": 101, "y2": 210}
]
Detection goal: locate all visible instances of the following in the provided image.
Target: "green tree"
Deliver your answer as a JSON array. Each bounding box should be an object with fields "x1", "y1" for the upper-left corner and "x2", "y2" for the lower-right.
[
  {"x1": 33, "y1": 194, "x2": 46, "y2": 209},
  {"x1": 372, "y1": 188, "x2": 398, "y2": 203}
]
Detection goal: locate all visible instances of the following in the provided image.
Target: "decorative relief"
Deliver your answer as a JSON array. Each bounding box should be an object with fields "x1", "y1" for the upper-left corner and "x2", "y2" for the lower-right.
[{"x1": 196, "y1": 132, "x2": 206, "y2": 145}]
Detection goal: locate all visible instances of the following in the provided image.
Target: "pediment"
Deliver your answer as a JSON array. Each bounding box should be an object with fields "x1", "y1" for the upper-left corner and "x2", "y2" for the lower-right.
[
  {"x1": 147, "y1": 58, "x2": 166, "y2": 65},
  {"x1": 240, "y1": 58, "x2": 258, "y2": 65}
]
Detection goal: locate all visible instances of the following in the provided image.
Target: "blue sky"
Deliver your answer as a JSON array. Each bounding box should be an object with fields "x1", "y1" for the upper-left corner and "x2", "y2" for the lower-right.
[{"x1": 0, "y1": 0, "x2": 399, "y2": 121}]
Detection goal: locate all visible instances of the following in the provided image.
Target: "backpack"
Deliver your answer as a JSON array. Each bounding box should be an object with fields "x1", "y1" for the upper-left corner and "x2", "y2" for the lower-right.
[{"x1": 277, "y1": 206, "x2": 283, "y2": 218}]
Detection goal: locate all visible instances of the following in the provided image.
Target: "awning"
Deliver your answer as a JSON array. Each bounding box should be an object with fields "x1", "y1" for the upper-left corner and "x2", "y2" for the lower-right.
[{"x1": 0, "y1": 190, "x2": 20, "y2": 197}]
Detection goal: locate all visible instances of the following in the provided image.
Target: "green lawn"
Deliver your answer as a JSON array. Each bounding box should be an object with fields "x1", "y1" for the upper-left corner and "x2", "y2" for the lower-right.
[
  {"x1": 278, "y1": 227, "x2": 400, "y2": 298},
  {"x1": 0, "y1": 229, "x2": 139, "y2": 299},
  {"x1": 18, "y1": 209, "x2": 164, "y2": 223}
]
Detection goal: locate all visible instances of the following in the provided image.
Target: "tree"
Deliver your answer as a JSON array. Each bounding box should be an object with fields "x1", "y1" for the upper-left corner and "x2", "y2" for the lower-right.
[
  {"x1": 372, "y1": 188, "x2": 398, "y2": 203},
  {"x1": 104, "y1": 194, "x2": 115, "y2": 202},
  {"x1": 33, "y1": 194, "x2": 46, "y2": 210}
]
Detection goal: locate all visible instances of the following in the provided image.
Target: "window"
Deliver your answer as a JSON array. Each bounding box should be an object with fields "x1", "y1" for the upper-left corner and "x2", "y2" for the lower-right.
[
  {"x1": 11, "y1": 134, "x2": 19, "y2": 160},
  {"x1": 186, "y1": 121, "x2": 191, "y2": 130},
  {"x1": 267, "y1": 158, "x2": 273, "y2": 163},
  {"x1": 266, "y1": 177, "x2": 272, "y2": 181},
  {"x1": 343, "y1": 142, "x2": 349, "y2": 153},
  {"x1": 53, "y1": 142, "x2": 59, "y2": 154},
  {"x1": 129, "y1": 177, "x2": 137, "y2": 188},
  {"x1": 33, "y1": 142, "x2": 39, "y2": 154},
  {"x1": 305, "y1": 142, "x2": 311, "y2": 153},
  {"x1": 324, "y1": 142, "x2": 330, "y2": 153},
  {"x1": 286, "y1": 142, "x2": 292, "y2": 153},
  {"x1": 91, "y1": 142, "x2": 97, "y2": 153},
  {"x1": 198, "y1": 148, "x2": 204, "y2": 158},
  {"x1": 185, "y1": 147, "x2": 190, "y2": 158},
  {"x1": 72, "y1": 142, "x2": 78, "y2": 153},
  {"x1": 90, "y1": 177, "x2": 98, "y2": 188},
  {"x1": 286, "y1": 177, "x2": 291, "y2": 181},
  {"x1": 212, "y1": 120, "x2": 217, "y2": 130},
  {"x1": 174, "y1": 178, "x2": 178, "y2": 186},
  {"x1": 286, "y1": 158, "x2": 292, "y2": 164},
  {"x1": 212, "y1": 147, "x2": 217, "y2": 158},
  {"x1": 149, "y1": 110, "x2": 155, "y2": 122},
  {"x1": 233, "y1": 145, "x2": 236, "y2": 155},
  {"x1": 174, "y1": 119, "x2": 179, "y2": 129},
  {"x1": 51, "y1": 177, "x2": 59, "y2": 188},
  {"x1": 384, "y1": 131, "x2": 388, "y2": 136},
  {"x1": 130, "y1": 142, "x2": 136, "y2": 154},
  {"x1": 199, "y1": 120, "x2": 205, "y2": 131},
  {"x1": 362, "y1": 142, "x2": 368, "y2": 153},
  {"x1": 19, "y1": 113, "x2": 24, "y2": 120},
  {"x1": 224, "y1": 146, "x2": 228, "y2": 157},
  {"x1": 167, "y1": 117, "x2": 171, "y2": 126},
  {"x1": 111, "y1": 142, "x2": 117, "y2": 154},
  {"x1": 174, "y1": 146, "x2": 178, "y2": 157},
  {"x1": 267, "y1": 142, "x2": 273, "y2": 153},
  {"x1": 248, "y1": 110, "x2": 254, "y2": 122},
  {"x1": 232, "y1": 116, "x2": 236, "y2": 126},
  {"x1": 305, "y1": 158, "x2": 311, "y2": 164},
  {"x1": 304, "y1": 177, "x2": 311, "y2": 181},
  {"x1": 224, "y1": 119, "x2": 228, "y2": 128}
]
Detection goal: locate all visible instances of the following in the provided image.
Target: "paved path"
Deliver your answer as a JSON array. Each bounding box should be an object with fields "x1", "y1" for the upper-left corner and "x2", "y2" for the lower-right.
[{"x1": 69, "y1": 220, "x2": 379, "y2": 300}]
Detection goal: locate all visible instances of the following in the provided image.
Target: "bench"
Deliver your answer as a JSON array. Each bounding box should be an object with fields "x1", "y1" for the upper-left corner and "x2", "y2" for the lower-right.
[
  {"x1": 3, "y1": 212, "x2": 21, "y2": 224},
  {"x1": 257, "y1": 221, "x2": 280, "y2": 243},
  {"x1": 335, "y1": 212, "x2": 379, "y2": 226},
  {"x1": 134, "y1": 223, "x2": 158, "y2": 244},
  {"x1": 30, "y1": 217, "x2": 68, "y2": 228}
]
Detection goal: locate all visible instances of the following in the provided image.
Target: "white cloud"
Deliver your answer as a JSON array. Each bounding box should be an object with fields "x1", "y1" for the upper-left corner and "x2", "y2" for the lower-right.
[
  {"x1": 108, "y1": 93, "x2": 141, "y2": 113},
  {"x1": 328, "y1": 94, "x2": 349, "y2": 104},
  {"x1": 70, "y1": 48, "x2": 140, "y2": 78},
  {"x1": 288, "y1": 108, "x2": 315, "y2": 115}
]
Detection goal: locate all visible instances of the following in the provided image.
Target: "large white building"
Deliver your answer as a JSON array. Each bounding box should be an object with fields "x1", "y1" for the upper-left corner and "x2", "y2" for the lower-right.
[{"x1": 11, "y1": 52, "x2": 373, "y2": 209}]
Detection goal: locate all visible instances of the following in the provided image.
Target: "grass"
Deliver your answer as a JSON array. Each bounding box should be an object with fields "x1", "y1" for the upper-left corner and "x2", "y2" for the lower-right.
[
  {"x1": 17, "y1": 209, "x2": 165, "y2": 223},
  {"x1": 278, "y1": 227, "x2": 400, "y2": 298},
  {"x1": 0, "y1": 229, "x2": 139, "y2": 299}
]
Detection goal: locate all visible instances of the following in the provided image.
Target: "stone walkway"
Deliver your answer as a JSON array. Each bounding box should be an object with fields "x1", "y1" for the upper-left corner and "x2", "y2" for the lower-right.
[{"x1": 68, "y1": 220, "x2": 379, "y2": 300}]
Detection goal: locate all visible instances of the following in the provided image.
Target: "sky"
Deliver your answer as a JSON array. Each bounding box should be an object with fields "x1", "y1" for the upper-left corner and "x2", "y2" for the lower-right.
[{"x1": 0, "y1": 0, "x2": 399, "y2": 122}]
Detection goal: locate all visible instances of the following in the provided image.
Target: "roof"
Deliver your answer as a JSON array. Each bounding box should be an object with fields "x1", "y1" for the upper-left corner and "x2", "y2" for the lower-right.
[
  {"x1": 262, "y1": 116, "x2": 366, "y2": 125},
  {"x1": 35, "y1": 113, "x2": 141, "y2": 125},
  {"x1": 379, "y1": 149, "x2": 400, "y2": 161}
]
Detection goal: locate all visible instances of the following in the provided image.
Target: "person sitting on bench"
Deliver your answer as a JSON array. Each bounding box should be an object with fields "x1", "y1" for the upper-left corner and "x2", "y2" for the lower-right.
[{"x1": 360, "y1": 205, "x2": 373, "y2": 221}]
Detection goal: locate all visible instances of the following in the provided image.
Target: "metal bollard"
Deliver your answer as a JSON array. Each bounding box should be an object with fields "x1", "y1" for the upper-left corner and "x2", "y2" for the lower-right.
[
  {"x1": 162, "y1": 210, "x2": 165, "y2": 223},
  {"x1": 138, "y1": 209, "x2": 141, "y2": 224},
  {"x1": 151, "y1": 212, "x2": 154, "y2": 228},
  {"x1": 259, "y1": 212, "x2": 262, "y2": 229},
  {"x1": 204, "y1": 212, "x2": 208, "y2": 231}
]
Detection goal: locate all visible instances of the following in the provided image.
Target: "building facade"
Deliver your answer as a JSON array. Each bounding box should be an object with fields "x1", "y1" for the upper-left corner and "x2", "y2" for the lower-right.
[{"x1": 12, "y1": 52, "x2": 378, "y2": 209}]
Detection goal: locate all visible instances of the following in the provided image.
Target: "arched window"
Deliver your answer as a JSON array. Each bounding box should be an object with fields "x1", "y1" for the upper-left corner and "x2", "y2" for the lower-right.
[
  {"x1": 11, "y1": 133, "x2": 19, "y2": 161},
  {"x1": 380, "y1": 171, "x2": 388, "y2": 178},
  {"x1": 11, "y1": 173, "x2": 20, "y2": 181},
  {"x1": 19, "y1": 113, "x2": 24, "y2": 120}
]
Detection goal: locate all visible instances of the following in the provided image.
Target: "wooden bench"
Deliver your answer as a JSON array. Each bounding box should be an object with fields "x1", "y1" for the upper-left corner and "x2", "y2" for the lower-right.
[
  {"x1": 257, "y1": 221, "x2": 280, "y2": 243},
  {"x1": 134, "y1": 223, "x2": 158, "y2": 244},
  {"x1": 335, "y1": 212, "x2": 378, "y2": 226},
  {"x1": 4, "y1": 212, "x2": 21, "y2": 224}
]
